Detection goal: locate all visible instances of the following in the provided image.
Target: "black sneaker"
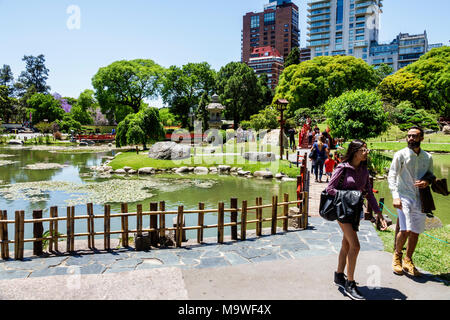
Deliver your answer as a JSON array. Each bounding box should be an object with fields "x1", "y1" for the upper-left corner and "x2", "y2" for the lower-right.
[
  {"x1": 344, "y1": 280, "x2": 365, "y2": 300},
  {"x1": 334, "y1": 272, "x2": 346, "y2": 289}
]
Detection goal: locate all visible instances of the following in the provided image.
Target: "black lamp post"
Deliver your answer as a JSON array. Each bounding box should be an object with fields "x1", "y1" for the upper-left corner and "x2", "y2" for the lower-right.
[{"x1": 275, "y1": 99, "x2": 289, "y2": 160}]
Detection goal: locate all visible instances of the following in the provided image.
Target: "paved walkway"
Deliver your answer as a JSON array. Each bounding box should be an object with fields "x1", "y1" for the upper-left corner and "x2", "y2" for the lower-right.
[
  {"x1": 0, "y1": 148, "x2": 447, "y2": 300},
  {"x1": 0, "y1": 218, "x2": 382, "y2": 281}
]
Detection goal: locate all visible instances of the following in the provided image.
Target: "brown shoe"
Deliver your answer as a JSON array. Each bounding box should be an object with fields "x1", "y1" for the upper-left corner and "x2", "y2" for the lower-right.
[
  {"x1": 403, "y1": 257, "x2": 421, "y2": 277},
  {"x1": 392, "y1": 252, "x2": 403, "y2": 275}
]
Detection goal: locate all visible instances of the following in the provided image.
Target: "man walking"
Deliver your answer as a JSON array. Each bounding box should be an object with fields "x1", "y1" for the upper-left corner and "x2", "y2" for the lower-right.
[{"x1": 388, "y1": 126, "x2": 433, "y2": 276}]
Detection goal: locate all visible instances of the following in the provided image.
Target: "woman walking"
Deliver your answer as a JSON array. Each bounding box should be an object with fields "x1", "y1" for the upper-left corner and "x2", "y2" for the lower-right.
[
  {"x1": 311, "y1": 135, "x2": 329, "y2": 182},
  {"x1": 326, "y1": 139, "x2": 387, "y2": 300}
]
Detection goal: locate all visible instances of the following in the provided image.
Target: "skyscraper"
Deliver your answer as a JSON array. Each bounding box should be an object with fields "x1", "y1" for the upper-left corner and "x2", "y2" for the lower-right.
[
  {"x1": 307, "y1": 0, "x2": 383, "y2": 62},
  {"x1": 242, "y1": 0, "x2": 300, "y2": 64}
]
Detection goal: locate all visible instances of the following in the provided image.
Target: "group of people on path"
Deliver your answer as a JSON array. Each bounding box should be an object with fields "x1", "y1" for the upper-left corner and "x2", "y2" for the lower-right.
[{"x1": 312, "y1": 126, "x2": 437, "y2": 300}]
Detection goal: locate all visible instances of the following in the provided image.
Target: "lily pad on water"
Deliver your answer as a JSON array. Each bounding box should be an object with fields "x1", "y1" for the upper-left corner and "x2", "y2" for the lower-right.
[
  {"x1": 0, "y1": 160, "x2": 19, "y2": 166},
  {"x1": 24, "y1": 163, "x2": 67, "y2": 170},
  {"x1": 0, "y1": 177, "x2": 217, "y2": 206}
]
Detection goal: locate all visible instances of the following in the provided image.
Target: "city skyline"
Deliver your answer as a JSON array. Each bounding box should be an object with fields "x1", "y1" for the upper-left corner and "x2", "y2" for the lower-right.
[{"x1": 0, "y1": 0, "x2": 449, "y2": 104}]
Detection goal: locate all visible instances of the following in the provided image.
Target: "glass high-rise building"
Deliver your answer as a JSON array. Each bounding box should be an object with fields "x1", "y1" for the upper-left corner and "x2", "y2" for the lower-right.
[{"x1": 306, "y1": 0, "x2": 383, "y2": 62}]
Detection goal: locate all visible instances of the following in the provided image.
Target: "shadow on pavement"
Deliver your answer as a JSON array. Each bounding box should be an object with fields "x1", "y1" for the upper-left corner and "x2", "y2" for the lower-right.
[{"x1": 337, "y1": 286, "x2": 408, "y2": 300}]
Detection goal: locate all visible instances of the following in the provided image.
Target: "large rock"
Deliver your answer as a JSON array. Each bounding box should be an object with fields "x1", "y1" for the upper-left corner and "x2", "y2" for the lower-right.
[
  {"x1": 193, "y1": 167, "x2": 209, "y2": 175},
  {"x1": 261, "y1": 129, "x2": 288, "y2": 148},
  {"x1": 148, "y1": 142, "x2": 191, "y2": 160},
  {"x1": 217, "y1": 165, "x2": 231, "y2": 173},
  {"x1": 138, "y1": 167, "x2": 155, "y2": 175},
  {"x1": 243, "y1": 152, "x2": 276, "y2": 162},
  {"x1": 8, "y1": 139, "x2": 23, "y2": 145},
  {"x1": 443, "y1": 125, "x2": 450, "y2": 135},
  {"x1": 253, "y1": 170, "x2": 274, "y2": 179}
]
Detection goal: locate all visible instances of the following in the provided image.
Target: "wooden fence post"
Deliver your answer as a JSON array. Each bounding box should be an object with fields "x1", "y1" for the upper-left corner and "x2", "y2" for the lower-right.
[
  {"x1": 53, "y1": 206, "x2": 59, "y2": 252},
  {"x1": 104, "y1": 204, "x2": 111, "y2": 251},
  {"x1": 298, "y1": 192, "x2": 304, "y2": 229},
  {"x1": 257, "y1": 197, "x2": 263, "y2": 236},
  {"x1": 218, "y1": 202, "x2": 224, "y2": 244},
  {"x1": 15, "y1": 210, "x2": 24, "y2": 260},
  {"x1": 1, "y1": 210, "x2": 9, "y2": 260},
  {"x1": 283, "y1": 193, "x2": 289, "y2": 232},
  {"x1": 69, "y1": 206, "x2": 75, "y2": 252},
  {"x1": 241, "y1": 200, "x2": 247, "y2": 241},
  {"x1": 271, "y1": 196, "x2": 278, "y2": 235},
  {"x1": 121, "y1": 203, "x2": 129, "y2": 247},
  {"x1": 230, "y1": 198, "x2": 238, "y2": 241},
  {"x1": 66, "y1": 207, "x2": 71, "y2": 252},
  {"x1": 49, "y1": 207, "x2": 54, "y2": 252},
  {"x1": 136, "y1": 204, "x2": 143, "y2": 237},
  {"x1": 255, "y1": 197, "x2": 261, "y2": 236},
  {"x1": 33, "y1": 210, "x2": 43, "y2": 256},
  {"x1": 159, "y1": 201, "x2": 166, "y2": 239},
  {"x1": 197, "y1": 202, "x2": 205, "y2": 243},
  {"x1": 176, "y1": 206, "x2": 184, "y2": 248},
  {"x1": 87, "y1": 203, "x2": 95, "y2": 249},
  {"x1": 303, "y1": 191, "x2": 309, "y2": 229},
  {"x1": 150, "y1": 202, "x2": 159, "y2": 247}
]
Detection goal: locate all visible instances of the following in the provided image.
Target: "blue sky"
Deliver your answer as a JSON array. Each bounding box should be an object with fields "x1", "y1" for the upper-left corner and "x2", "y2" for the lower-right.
[{"x1": 0, "y1": 0, "x2": 449, "y2": 106}]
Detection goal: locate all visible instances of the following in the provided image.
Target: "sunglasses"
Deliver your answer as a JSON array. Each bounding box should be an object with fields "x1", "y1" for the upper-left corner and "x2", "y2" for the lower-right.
[
  {"x1": 407, "y1": 134, "x2": 421, "y2": 139},
  {"x1": 358, "y1": 148, "x2": 370, "y2": 153}
]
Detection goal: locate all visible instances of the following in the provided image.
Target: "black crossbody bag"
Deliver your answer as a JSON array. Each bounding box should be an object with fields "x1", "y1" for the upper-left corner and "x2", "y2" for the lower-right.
[{"x1": 319, "y1": 168, "x2": 347, "y2": 221}]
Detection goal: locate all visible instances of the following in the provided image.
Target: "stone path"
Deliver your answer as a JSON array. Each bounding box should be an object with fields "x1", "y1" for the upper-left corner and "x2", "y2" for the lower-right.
[{"x1": 0, "y1": 217, "x2": 383, "y2": 281}]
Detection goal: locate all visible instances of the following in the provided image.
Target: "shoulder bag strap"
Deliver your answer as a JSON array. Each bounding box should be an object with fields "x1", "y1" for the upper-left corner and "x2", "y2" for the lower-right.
[{"x1": 337, "y1": 167, "x2": 347, "y2": 190}]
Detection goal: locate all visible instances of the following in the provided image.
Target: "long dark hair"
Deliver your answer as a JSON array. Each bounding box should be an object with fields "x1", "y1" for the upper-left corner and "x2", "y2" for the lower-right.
[{"x1": 342, "y1": 139, "x2": 367, "y2": 166}]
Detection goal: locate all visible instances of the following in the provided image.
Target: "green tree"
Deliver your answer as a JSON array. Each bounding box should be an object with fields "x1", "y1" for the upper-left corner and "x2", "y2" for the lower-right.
[
  {"x1": 70, "y1": 89, "x2": 96, "y2": 124},
  {"x1": 377, "y1": 71, "x2": 428, "y2": 108},
  {"x1": 92, "y1": 59, "x2": 165, "y2": 121},
  {"x1": 247, "y1": 106, "x2": 280, "y2": 132},
  {"x1": 161, "y1": 62, "x2": 216, "y2": 129},
  {"x1": 158, "y1": 107, "x2": 179, "y2": 126},
  {"x1": 373, "y1": 63, "x2": 394, "y2": 83},
  {"x1": 393, "y1": 101, "x2": 439, "y2": 131},
  {"x1": 16, "y1": 55, "x2": 50, "y2": 95},
  {"x1": 115, "y1": 106, "x2": 164, "y2": 149},
  {"x1": 0, "y1": 85, "x2": 17, "y2": 123},
  {"x1": 27, "y1": 93, "x2": 64, "y2": 124},
  {"x1": 378, "y1": 46, "x2": 450, "y2": 116},
  {"x1": 0, "y1": 65, "x2": 14, "y2": 94},
  {"x1": 284, "y1": 47, "x2": 300, "y2": 68},
  {"x1": 324, "y1": 90, "x2": 389, "y2": 141},
  {"x1": 274, "y1": 55, "x2": 379, "y2": 115},
  {"x1": 216, "y1": 62, "x2": 264, "y2": 129}
]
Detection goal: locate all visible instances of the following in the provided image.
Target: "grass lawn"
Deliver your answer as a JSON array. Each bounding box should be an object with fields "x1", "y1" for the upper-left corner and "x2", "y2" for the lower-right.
[
  {"x1": 376, "y1": 225, "x2": 450, "y2": 283},
  {"x1": 365, "y1": 142, "x2": 450, "y2": 153},
  {"x1": 109, "y1": 149, "x2": 303, "y2": 178}
]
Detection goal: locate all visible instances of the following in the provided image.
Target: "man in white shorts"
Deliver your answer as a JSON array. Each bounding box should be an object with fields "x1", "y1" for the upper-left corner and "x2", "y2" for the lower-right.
[{"x1": 388, "y1": 126, "x2": 433, "y2": 276}]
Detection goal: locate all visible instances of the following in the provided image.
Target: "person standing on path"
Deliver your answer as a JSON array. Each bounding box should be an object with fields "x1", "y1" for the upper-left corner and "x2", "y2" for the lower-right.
[
  {"x1": 324, "y1": 153, "x2": 336, "y2": 183},
  {"x1": 312, "y1": 135, "x2": 329, "y2": 182},
  {"x1": 288, "y1": 127, "x2": 297, "y2": 151},
  {"x1": 388, "y1": 126, "x2": 433, "y2": 277},
  {"x1": 326, "y1": 139, "x2": 387, "y2": 300}
]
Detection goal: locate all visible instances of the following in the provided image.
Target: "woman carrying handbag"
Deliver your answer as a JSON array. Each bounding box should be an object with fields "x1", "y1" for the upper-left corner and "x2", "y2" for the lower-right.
[{"x1": 326, "y1": 139, "x2": 387, "y2": 300}]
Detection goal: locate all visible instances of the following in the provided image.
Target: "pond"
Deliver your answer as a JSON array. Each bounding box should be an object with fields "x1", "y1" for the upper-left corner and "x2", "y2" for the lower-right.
[
  {"x1": 373, "y1": 153, "x2": 450, "y2": 226},
  {"x1": 0, "y1": 146, "x2": 299, "y2": 250}
]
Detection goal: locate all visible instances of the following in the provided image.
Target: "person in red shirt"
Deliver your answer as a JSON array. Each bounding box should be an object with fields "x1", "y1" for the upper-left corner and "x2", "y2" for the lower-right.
[{"x1": 324, "y1": 153, "x2": 336, "y2": 183}]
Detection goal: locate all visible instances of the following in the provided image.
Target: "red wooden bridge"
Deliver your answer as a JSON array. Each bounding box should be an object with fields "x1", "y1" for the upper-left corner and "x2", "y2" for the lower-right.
[{"x1": 76, "y1": 134, "x2": 116, "y2": 142}]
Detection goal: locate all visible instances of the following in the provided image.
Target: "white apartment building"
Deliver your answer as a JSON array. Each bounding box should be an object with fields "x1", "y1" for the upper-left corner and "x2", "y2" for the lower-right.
[{"x1": 307, "y1": 0, "x2": 383, "y2": 62}]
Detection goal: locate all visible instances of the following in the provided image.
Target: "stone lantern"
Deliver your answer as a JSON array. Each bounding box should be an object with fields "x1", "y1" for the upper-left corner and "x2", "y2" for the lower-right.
[{"x1": 206, "y1": 94, "x2": 226, "y2": 129}]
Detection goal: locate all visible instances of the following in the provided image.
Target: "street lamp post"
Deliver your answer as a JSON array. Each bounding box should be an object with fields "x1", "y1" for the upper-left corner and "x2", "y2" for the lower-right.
[{"x1": 275, "y1": 99, "x2": 289, "y2": 160}]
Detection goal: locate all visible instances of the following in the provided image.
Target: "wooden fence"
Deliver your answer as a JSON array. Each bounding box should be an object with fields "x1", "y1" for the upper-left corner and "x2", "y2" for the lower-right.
[{"x1": 0, "y1": 192, "x2": 309, "y2": 260}]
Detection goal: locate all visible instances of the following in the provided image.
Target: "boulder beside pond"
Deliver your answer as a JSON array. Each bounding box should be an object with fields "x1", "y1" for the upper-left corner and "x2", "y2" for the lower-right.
[
  {"x1": 148, "y1": 142, "x2": 191, "y2": 160},
  {"x1": 243, "y1": 152, "x2": 276, "y2": 162}
]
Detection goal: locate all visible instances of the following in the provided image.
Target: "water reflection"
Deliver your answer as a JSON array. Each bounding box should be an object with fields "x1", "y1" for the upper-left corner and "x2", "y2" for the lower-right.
[{"x1": 0, "y1": 147, "x2": 299, "y2": 249}]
